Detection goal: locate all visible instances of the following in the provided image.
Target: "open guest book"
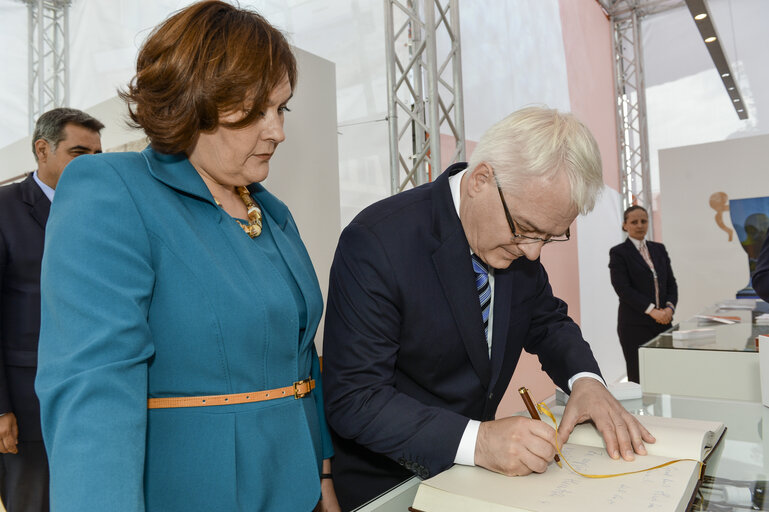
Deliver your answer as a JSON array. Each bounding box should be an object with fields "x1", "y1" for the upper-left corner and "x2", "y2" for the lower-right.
[{"x1": 411, "y1": 414, "x2": 726, "y2": 512}]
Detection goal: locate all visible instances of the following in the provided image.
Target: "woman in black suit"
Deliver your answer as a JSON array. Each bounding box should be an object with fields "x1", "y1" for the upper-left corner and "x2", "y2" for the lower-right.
[{"x1": 609, "y1": 206, "x2": 678, "y2": 383}]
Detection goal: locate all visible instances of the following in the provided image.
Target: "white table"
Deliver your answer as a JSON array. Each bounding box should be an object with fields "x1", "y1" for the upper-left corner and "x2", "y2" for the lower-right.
[{"x1": 639, "y1": 301, "x2": 769, "y2": 401}]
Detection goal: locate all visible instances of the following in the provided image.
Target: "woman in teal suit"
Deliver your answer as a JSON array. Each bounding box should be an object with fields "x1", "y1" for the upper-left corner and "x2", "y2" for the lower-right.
[{"x1": 34, "y1": 2, "x2": 339, "y2": 510}]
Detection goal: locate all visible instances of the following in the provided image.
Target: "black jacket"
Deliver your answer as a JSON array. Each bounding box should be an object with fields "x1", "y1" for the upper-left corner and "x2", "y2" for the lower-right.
[
  {"x1": 0, "y1": 173, "x2": 49, "y2": 441},
  {"x1": 609, "y1": 237, "x2": 678, "y2": 328},
  {"x1": 323, "y1": 163, "x2": 602, "y2": 509}
]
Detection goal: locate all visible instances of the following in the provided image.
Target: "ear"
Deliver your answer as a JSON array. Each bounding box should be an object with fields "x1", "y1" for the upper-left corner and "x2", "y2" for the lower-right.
[
  {"x1": 34, "y1": 139, "x2": 50, "y2": 163},
  {"x1": 466, "y1": 162, "x2": 492, "y2": 197}
]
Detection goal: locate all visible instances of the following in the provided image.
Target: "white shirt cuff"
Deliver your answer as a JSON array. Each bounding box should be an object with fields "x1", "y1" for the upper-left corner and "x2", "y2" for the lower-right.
[
  {"x1": 456, "y1": 373, "x2": 605, "y2": 465},
  {"x1": 645, "y1": 303, "x2": 655, "y2": 314},
  {"x1": 568, "y1": 372, "x2": 605, "y2": 390},
  {"x1": 454, "y1": 419, "x2": 481, "y2": 466}
]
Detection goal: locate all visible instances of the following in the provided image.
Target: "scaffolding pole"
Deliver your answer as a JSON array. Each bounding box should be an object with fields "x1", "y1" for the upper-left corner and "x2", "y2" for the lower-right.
[
  {"x1": 602, "y1": 0, "x2": 684, "y2": 235},
  {"x1": 25, "y1": 0, "x2": 71, "y2": 134},
  {"x1": 612, "y1": 8, "x2": 653, "y2": 219},
  {"x1": 384, "y1": 0, "x2": 465, "y2": 194}
]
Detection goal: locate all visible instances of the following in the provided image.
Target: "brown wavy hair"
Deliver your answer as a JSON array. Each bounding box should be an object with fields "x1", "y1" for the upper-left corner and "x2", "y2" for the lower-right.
[{"x1": 120, "y1": 1, "x2": 297, "y2": 154}]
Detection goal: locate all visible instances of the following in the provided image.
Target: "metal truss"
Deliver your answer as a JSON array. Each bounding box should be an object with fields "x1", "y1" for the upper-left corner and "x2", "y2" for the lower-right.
[
  {"x1": 600, "y1": 0, "x2": 683, "y2": 19},
  {"x1": 384, "y1": 0, "x2": 465, "y2": 194},
  {"x1": 611, "y1": 5, "x2": 654, "y2": 220},
  {"x1": 600, "y1": 0, "x2": 683, "y2": 235},
  {"x1": 23, "y1": 0, "x2": 71, "y2": 135}
]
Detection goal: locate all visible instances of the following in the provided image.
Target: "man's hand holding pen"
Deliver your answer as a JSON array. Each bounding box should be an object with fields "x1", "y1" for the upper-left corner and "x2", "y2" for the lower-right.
[
  {"x1": 474, "y1": 416, "x2": 559, "y2": 476},
  {"x1": 472, "y1": 379, "x2": 656, "y2": 478}
]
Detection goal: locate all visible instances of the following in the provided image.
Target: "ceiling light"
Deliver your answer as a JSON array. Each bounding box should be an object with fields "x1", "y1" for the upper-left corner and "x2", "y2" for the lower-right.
[{"x1": 685, "y1": 0, "x2": 747, "y2": 119}]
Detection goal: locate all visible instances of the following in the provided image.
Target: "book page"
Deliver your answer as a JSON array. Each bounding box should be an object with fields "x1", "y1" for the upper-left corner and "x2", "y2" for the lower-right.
[
  {"x1": 564, "y1": 414, "x2": 724, "y2": 460},
  {"x1": 414, "y1": 445, "x2": 701, "y2": 512}
]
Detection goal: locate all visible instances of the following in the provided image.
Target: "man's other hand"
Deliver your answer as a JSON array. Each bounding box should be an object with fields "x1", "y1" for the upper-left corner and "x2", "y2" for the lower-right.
[
  {"x1": 0, "y1": 413, "x2": 19, "y2": 454},
  {"x1": 558, "y1": 378, "x2": 655, "y2": 461}
]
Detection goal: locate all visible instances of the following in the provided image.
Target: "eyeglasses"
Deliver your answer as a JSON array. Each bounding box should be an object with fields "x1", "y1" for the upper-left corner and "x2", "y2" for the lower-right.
[{"x1": 492, "y1": 171, "x2": 570, "y2": 245}]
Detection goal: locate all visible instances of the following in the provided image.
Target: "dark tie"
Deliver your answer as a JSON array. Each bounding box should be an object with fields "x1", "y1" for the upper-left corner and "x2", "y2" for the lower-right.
[{"x1": 472, "y1": 254, "x2": 491, "y2": 356}]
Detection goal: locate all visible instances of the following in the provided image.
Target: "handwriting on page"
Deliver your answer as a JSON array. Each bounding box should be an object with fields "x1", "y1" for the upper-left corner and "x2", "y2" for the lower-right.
[
  {"x1": 421, "y1": 444, "x2": 701, "y2": 512},
  {"x1": 528, "y1": 445, "x2": 694, "y2": 511}
]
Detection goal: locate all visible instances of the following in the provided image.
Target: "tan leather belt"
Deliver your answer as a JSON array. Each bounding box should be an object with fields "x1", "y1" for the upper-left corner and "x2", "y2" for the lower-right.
[{"x1": 147, "y1": 378, "x2": 315, "y2": 409}]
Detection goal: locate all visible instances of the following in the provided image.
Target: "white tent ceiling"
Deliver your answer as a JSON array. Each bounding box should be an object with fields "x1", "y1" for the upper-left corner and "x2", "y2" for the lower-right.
[{"x1": 1, "y1": 0, "x2": 766, "y2": 195}]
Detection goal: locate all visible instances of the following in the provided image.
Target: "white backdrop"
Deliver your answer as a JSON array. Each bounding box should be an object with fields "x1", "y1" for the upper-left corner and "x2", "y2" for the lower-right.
[
  {"x1": 578, "y1": 186, "x2": 627, "y2": 385},
  {"x1": 659, "y1": 133, "x2": 769, "y2": 321}
]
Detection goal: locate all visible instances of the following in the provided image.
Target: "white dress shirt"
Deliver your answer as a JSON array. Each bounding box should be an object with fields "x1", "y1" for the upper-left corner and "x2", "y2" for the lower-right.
[{"x1": 33, "y1": 170, "x2": 55, "y2": 202}]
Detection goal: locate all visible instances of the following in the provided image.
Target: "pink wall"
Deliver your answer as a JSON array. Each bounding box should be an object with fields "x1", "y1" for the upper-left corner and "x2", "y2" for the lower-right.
[
  {"x1": 498, "y1": 0, "x2": 619, "y2": 417},
  {"x1": 439, "y1": 133, "x2": 477, "y2": 171},
  {"x1": 558, "y1": 0, "x2": 620, "y2": 195}
]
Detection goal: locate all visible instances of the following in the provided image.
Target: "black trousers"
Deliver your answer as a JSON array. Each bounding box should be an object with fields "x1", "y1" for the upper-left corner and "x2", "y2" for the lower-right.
[
  {"x1": 0, "y1": 441, "x2": 49, "y2": 512},
  {"x1": 618, "y1": 322, "x2": 670, "y2": 383}
]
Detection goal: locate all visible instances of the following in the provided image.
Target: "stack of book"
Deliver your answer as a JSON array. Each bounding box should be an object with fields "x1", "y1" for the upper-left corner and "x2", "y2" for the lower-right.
[{"x1": 671, "y1": 328, "x2": 717, "y2": 347}]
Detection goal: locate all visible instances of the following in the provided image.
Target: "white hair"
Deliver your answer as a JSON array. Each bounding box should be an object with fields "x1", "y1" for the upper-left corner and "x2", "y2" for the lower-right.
[{"x1": 466, "y1": 106, "x2": 604, "y2": 215}]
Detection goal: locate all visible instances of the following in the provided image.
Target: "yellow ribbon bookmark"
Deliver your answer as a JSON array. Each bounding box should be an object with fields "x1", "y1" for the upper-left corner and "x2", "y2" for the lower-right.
[{"x1": 536, "y1": 402, "x2": 703, "y2": 479}]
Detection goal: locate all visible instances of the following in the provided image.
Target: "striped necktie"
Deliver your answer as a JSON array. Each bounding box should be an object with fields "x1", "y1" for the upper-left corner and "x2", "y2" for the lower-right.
[
  {"x1": 472, "y1": 254, "x2": 491, "y2": 356},
  {"x1": 639, "y1": 241, "x2": 660, "y2": 307}
]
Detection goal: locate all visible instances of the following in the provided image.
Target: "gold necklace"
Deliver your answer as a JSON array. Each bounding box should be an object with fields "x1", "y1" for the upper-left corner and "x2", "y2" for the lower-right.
[{"x1": 214, "y1": 186, "x2": 263, "y2": 238}]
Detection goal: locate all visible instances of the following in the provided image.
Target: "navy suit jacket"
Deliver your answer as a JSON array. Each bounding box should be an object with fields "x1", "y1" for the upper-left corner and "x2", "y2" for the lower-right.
[
  {"x1": 753, "y1": 235, "x2": 769, "y2": 302},
  {"x1": 0, "y1": 173, "x2": 47, "y2": 441},
  {"x1": 323, "y1": 163, "x2": 601, "y2": 503},
  {"x1": 609, "y1": 238, "x2": 678, "y2": 328}
]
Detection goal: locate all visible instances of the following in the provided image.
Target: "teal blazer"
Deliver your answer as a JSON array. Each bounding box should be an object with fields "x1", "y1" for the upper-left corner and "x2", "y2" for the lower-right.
[{"x1": 35, "y1": 148, "x2": 333, "y2": 511}]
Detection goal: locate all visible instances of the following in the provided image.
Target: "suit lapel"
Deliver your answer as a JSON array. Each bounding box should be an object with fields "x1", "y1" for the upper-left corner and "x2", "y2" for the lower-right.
[
  {"x1": 253, "y1": 185, "x2": 322, "y2": 344},
  {"x1": 625, "y1": 238, "x2": 649, "y2": 272},
  {"x1": 647, "y1": 241, "x2": 663, "y2": 270},
  {"x1": 19, "y1": 174, "x2": 51, "y2": 230},
  {"x1": 141, "y1": 147, "x2": 216, "y2": 205},
  {"x1": 430, "y1": 165, "x2": 491, "y2": 388}
]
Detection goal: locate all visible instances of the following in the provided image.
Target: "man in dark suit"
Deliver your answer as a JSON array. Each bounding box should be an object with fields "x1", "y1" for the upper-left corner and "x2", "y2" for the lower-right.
[
  {"x1": 609, "y1": 205, "x2": 678, "y2": 383},
  {"x1": 323, "y1": 107, "x2": 655, "y2": 511},
  {"x1": 754, "y1": 236, "x2": 769, "y2": 302},
  {"x1": 0, "y1": 108, "x2": 103, "y2": 511}
]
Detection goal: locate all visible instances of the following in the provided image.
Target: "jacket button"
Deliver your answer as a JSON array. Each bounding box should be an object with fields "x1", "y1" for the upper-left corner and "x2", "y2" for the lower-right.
[
  {"x1": 398, "y1": 457, "x2": 405, "y2": 466},
  {"x1": 405, "y1": 461, "x2": 413, "y2": 470},
  {"x1": 488, "y1": 392, "x2": 494, "y2": 400}
]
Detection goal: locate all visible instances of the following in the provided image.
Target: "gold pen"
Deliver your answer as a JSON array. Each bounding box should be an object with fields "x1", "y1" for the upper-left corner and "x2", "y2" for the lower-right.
[{"x1": 519, "y1": 386, "x2": 561, "y2": 466}]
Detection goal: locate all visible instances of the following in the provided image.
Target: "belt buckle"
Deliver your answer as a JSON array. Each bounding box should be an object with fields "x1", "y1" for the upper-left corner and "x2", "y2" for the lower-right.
[{"x1": 293, "y1": 378, "x2": 311, "y2": 399}]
